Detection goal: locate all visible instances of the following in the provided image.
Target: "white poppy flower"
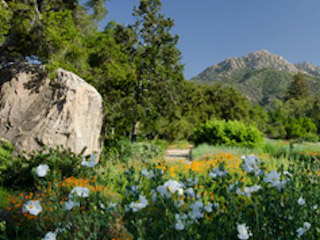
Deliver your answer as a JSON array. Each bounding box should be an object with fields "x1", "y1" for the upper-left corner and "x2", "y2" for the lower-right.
[
  {"x1": 129, "y1": 195, "x2": 148, "y2": 212},
  {"x1": 65, "y1": 200, "x2": 80, "y2": 210},
  {"x1": 241, "y1": 155, "x2": 261, "y2": 175},
  {"x1": 185, "y1": 188, "x2": 195, "y2": 197},
  {"x1": 175, "y1": 220, "x2": 184, "y2": 231},
  {"x1": 209, "y1": 167, "x2": 228, "y2": 179},
  {"x1": 81, "y1": 154, "x2": 96, "y2": 168},
  {"x1": 296, "y1": 222, "x2": 311, "y2": 237},
  {"x1": 298, "y1": 197, "x2": 306, "y2": 206},
  {"x1": 23, "y1": 200, "x2": 42, "y2": 216},
  {"x1": 44, "y1": 231, "x2": 57, "y2": 240},
  {"x1": 189, "y1": 201, "x2": 204, "y2": 219},
  {"x1": 69, "y1": 187, "x2": 90, "y2": 198},
  {"x1": 186, "y1": 177, "x2": 199, "y2": 187},
  {"x1": 35, "y1": 164, "x2": 49, "y2": 177},
  {"x1": 141, "y1": 169, "x2": 154, "y2": 179},
  {"x1": 204, "y1": 203, "x2": 213, "y2": 213},
  {"x1": 264, "y1": 170, "x2": 281, "y2": 185},
  {"x1": 164, "y1": 180, "x2": 184, "y2": 195},
  {"x1": 237, "y1": 185, "x2": 261, "y2": 197},
  {"x1": 283, "y1": 171, "x2": 292, "y2": 177},
  {"x1": 237, "y1": 223, "x2": 252, "y2": 239}
]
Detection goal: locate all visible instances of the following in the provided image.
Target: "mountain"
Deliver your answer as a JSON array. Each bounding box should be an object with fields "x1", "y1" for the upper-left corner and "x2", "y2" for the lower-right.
[
  {"x1": 296, "y1": 62, "x2": 320, "y2": 77},
  {"x1": 191, "y1": 50, "x2": 320, "y2": 105}
]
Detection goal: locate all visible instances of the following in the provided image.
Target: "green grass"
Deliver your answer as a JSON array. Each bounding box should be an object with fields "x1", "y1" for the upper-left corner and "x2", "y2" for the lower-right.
[{"x1": 191, "y1": 139, "x2": 320, "y2": 170}]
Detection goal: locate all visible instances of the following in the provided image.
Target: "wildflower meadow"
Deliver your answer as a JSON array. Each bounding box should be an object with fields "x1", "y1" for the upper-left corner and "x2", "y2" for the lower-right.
[{"x1": 1, "y1": 140, "x2": 320, "y2": 239}]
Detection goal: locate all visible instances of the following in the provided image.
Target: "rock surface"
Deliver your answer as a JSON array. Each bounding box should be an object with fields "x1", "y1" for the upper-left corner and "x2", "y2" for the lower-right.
[
  {"x1": 0, "y1": 63, "x2": 103, "y2": 157},
  {"x1": 192, "y1": 50, "x2": 307, "y2": 82}
]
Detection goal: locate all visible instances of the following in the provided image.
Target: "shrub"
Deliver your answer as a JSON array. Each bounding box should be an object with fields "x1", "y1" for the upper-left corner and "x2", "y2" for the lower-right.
[
  {"x1": 0, "y1": 139, "x2": 14, "y2": 184},
  {"x1": 104, "y1": 138, "x2": 165, "y2": 164},
  {"x1": 285, "y1": 117, "x2": 318, "y2": 140},
  {"x1": 193, "y1": 119, "x2": 264, "y2": 148},
  {"x1": 1, "y1": 147, "x2": 85, "y2": 191}
]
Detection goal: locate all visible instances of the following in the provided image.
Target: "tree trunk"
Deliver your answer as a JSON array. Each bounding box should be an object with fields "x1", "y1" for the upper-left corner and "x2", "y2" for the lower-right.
[
  {"x1": 131, "y1": 121, "x2": 139, "y2": 142},
  {"x1": 131, "y1": 55, "x2": 145, "y2": 142}
]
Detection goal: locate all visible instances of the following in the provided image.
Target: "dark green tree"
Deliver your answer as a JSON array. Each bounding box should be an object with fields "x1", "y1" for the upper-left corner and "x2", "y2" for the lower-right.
[
  {"x1": 123, "y1": 0, "x2": 184, "y2": 141},
  {"x1": 284, "y1": 73, "x2": 311, "y2": 101},
  {"x1": 0, "y1": 0, "x2": 107, "y2": 75}
]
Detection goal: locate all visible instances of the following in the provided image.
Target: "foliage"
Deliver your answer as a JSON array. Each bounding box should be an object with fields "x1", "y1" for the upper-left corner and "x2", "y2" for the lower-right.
[
  {"x1": 1, "y1": 147, "x2": 85, "y2": 191},
  {"x1": 0, "y1": 139, "x2": 14, "y2": 184},
  {"x1": 1, "y1": 0, "x2": 107, "y2": 76},
  {"x1": 104, "y1": 138, "x2": 165, "y2": 165},
  {"x1": 0, "y1": 1, "x2": 12, "y2": 44},
  {"x1": 284, "y1": 73, "x2": 311, "y2": 101},
  {"x1": 193, "y1": 119, "x2": 264, "y2": 148},
  {"x1": 115, "y1": 0, "x2": 185, "y2": 141},
  {"x1": 285, "y1": 117, "x2": 317, "y2": 140}
]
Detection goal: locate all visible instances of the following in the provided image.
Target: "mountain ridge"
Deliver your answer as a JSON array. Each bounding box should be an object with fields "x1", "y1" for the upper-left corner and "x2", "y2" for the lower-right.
[{"x1": 191, "y1": 50, "x2": 320, "y2": 105}]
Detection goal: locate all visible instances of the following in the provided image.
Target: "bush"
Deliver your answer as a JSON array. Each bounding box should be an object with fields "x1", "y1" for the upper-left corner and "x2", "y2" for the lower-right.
[
  {"x1": 303, "y1": 132, "x2": 319, "y2": 142},
  {"x1": 285, "y1": 117, "x2": 318, "y2": 140},
  {"x1": 1, "y1": 147, "x2": 85, "y2": 191},
  {"x1": 104, "y1": 138, "x2": 165, "y2": 164},
  {"x1": 0, "y1": 139, "x2": 15, "y2": 184},
  {"x1": 193, "y1": 119, "x2": 264, "y2": 148}
]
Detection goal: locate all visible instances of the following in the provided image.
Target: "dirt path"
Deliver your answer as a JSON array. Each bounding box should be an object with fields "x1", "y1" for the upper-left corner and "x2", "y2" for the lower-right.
[{"x1": 164, "y1": 148, "x2": 192, "y2": 161}]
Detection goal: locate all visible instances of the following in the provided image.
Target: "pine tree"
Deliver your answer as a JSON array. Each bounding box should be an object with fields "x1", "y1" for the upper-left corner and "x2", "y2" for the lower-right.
[
  {"x1": 127, "y1": 0, "x2": 184, "y2": 141},
  {"x1": 284, "y1": 73, "x2": 311, "y2": 101}
]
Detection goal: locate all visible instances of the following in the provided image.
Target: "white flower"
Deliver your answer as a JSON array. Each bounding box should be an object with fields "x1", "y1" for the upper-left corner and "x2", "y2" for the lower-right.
[
  {"x1": 141, "y1": 169, "x2": 154, "y2": 179},
  {"x1": 175, "y1": 220, "x2": 184, "y2": 231},
  {"x1": 44, "y1": 231, "x2": 57, "y2": 240},
  {"x1": 129, "y1": 195, "x2": 148, "y2": 212},
  {"x1": 228, "y1": 182, "x2": 239, "y2": 192},
  {"x1": 156, "y1": 185, "x2": 171, "y2": 198},
  {"x1": 241, "y1": 154, "x2": 261, "y2": 175},
  {"x1": 209, "y1": 167, "x2": 228, "y2": 179},
  {"x1": 175, "y1": 214, "x2": 188, "y2": 231},
  {"x1": 23, "y1": 200, "x2": 42, "y2": 216},
  {"x1": 186, "y1": 177, "x2": 199, "y2": 187},
  {"x1": 298, "y1": 197, "x2": 306, "y2": 206},
  {"x1": 164, "y1": 180, "x2": 184, "y2": 195},
  {"x1": 204, "y1": 203, "x2": 213, "y2": 213},
  {"x1": 237, "y1": 185, "x2": 261, "y2": 197},
  {"x1": 275, "y1": 179, "x2": 289, "y2": 191},
  {"x1": 81, "y1": 154, "x2": 96, "y2": 168},
  {"x1": 129, "y1": 185, "x2": 140, "y2": 194},
  {"x1": 189, "y1": 201, "x2": 204, "y2": 219},
  {"x1": 69, "y1": 187, "x2": 90, "y2": 198},
  {"x1": 237, "y1": 223, "x2": 252, "y2": 239},
  {"x1": 54, "y1": 227, "x2": 66, "y2": 234},
  {"x1": 65, "y1": 200, "x2": 80, "y2": 210},
  {"x1": 108, "y1": 202, "x2": 117, "y2": 210},
  {"x1": 214, "y1": 203, "x2": 219, "y2": 210},
  {"x1": 185, "y1": 188, "x2": 195, "y2": 197},
  {"x1": 35, "y1": 164, "x2": 49, "y2": 177},
  {"x1": 296, "y1": 222, "x2": 311, "y2": 237},
  {"x1": 283, "y1": 171, "x2": 292, "y2": 177},
  {"x1": 264, "y1": 170, "x2": 281, "y2": 186},
  {"x1": 312, "y1": 204, "x2": 318, "y2": 210},
  {"x1": 151, "y1": 189, "x2": 158, "y2": 202}
]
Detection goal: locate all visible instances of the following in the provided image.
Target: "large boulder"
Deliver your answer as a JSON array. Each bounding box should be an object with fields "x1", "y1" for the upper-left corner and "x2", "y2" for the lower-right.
[{"x1": 0, "y1": 63, "x2": 104, "y2": 158}]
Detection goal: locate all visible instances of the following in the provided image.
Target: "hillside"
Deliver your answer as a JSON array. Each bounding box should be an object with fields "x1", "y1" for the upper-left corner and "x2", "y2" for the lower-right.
[{"x1": 191, "y1": 50, "x2": 320, "y2": 105}]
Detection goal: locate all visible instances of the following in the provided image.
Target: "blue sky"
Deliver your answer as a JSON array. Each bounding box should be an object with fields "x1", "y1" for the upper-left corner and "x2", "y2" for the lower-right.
[{"x1": 100, "y1": 0, "x2": 320, "y2": 79}]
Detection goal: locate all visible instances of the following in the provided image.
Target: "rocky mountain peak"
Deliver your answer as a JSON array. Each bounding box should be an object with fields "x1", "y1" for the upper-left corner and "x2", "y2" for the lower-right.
[{"x1": 193, "y1": 50, "x2": 306, "y2": 81}]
